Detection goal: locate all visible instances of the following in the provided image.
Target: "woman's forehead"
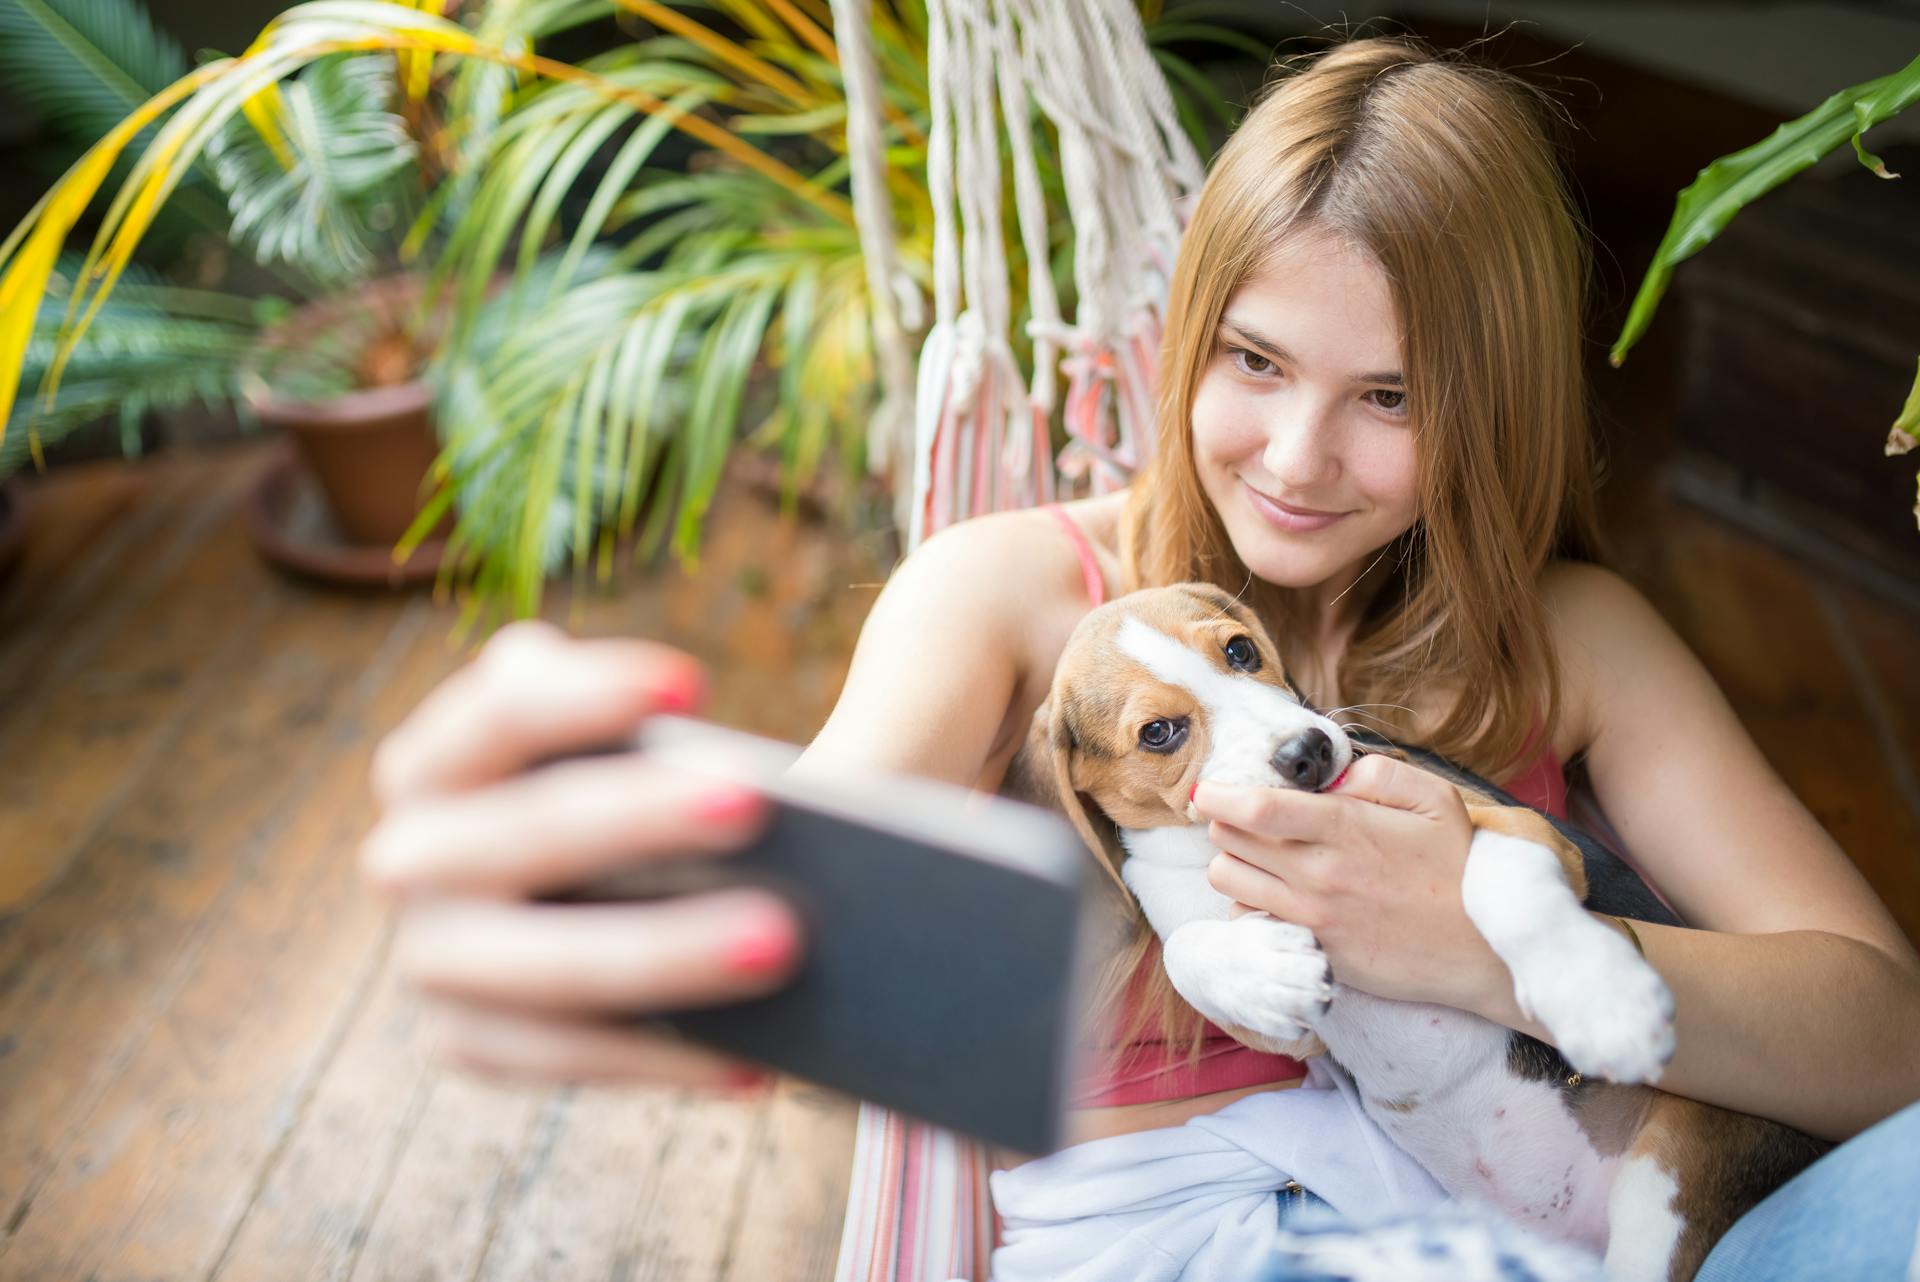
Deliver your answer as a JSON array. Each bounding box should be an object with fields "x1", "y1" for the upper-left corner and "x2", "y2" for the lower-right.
[{"x1": 1225, "y1": 236, "x2": 1403, "y2": 376}]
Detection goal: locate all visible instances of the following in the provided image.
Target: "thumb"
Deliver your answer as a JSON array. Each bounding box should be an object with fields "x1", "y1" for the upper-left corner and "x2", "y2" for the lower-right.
[{"x1": 1331, "y1": 752, "x2": 1449, "y2": 815}]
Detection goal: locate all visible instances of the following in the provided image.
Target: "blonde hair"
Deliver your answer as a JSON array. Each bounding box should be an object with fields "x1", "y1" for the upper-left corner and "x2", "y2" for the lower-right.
[{"x1": 1097, "y1": 35, "x2": 1610, "y2": 1063}]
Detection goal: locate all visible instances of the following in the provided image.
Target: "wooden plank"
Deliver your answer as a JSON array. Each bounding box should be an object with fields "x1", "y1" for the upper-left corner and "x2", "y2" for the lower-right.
[
  {"x1": 98, "y1": 605, "x2": 472, "y2": 1282},
  {"x1": 0, "y1": 462, "x2": 273, "y2": 910},
  {"x1": 722, "y1": 1080, "x2": 859, "y2": 1282},
  {"x1": 0, "y1": 569, "x2": 419, "y2": 1266},
  {"x1": 586, "y1": 1091, "x2": 768, "y2": 1282},
  {"x1": 336, "y1": 1066, "x2": 549, "y2": 1282},
  {"x1": 0, "y1": 448, "x2": 252, "y2": 717}
]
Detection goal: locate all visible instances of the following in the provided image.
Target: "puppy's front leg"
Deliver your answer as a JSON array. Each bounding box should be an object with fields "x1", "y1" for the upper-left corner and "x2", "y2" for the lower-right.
[
  {"x1": 1460, "y1": 828, "x2": 1676, "y2": 1084},
  {"x1": 1161, "y1": 913, "x2": 1332, "y2": 1048}
]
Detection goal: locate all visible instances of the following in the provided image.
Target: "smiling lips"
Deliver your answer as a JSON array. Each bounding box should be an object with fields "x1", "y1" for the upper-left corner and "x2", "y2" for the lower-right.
[{"x1": 1242, "y1": 480, "x2": 1350, "y2": 532}]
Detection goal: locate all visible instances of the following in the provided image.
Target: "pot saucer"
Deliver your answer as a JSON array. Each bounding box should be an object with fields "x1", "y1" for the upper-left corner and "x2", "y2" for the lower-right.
[{"x1": 245, "y1": 444, "x2": 455, "y2": 588}]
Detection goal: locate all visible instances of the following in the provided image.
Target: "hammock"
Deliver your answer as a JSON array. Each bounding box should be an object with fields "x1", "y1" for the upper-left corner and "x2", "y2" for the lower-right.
[{"x1": 825, "y1": 0, "x2": 1203, "y2": 1276}]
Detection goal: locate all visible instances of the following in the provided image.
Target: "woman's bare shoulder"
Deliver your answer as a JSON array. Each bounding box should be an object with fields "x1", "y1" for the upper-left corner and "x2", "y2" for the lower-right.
[
  {"x1": 912, "y1": 493, "x2": 1124, "y2": 605},
  {"x1": 1534, "y1": 559, "x2": 1656, "y2": 761},
  {"x1": 807, "y1": 504, "x2": 1105, "y2": 785}
]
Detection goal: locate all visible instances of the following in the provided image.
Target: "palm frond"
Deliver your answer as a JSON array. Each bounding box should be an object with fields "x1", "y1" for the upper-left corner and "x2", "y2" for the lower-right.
[
  {"x1": 0, "y1": 0, "x2": 240, "y2": 249},
  {"x1": 4, "y1": 255, "x2": 265, "y2": 476},
  {"x1": 205, "y1": 53, "x2": 419, "y2": 284},
  {"x1": 0, "y1": 0, "x2": 186, "y2": 141}
]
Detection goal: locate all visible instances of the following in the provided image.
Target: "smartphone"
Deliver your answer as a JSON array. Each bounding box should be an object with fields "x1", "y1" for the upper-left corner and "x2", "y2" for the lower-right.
[{"x1": 536, "y1": 715, "x2": 1104, "y2": 1156}]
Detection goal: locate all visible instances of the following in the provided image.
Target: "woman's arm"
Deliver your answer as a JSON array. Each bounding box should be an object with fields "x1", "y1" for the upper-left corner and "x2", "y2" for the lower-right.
[
  {"x1": 794, "y1": 511, "x2": 1058, "y2": 787},
  {"x1": 1476, "y1": 563, "x2": 1920, "y2": 1141}
]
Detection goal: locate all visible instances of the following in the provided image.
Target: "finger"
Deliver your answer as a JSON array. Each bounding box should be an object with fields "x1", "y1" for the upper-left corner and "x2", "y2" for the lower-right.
[
  {"x1": 1207, "y1": 851, "x2": 1313, "y2": 925},
  {"x1": 428, "y1": 997, "x2": 770, "y2": 1090},
  {"x1": 392, "y1": 889, "x2": 804, "y2": 1015},
  {"x1": 1192, "y1": 780, "x2": 1343, "y2": 845},
  {"x1": 359, "y1": 753, "x2": 766, "y2": 897},
  {"x1": 1331, "y1": 752, "x2": 1449, "y2": 814},
  {"x1": 1207, "y1": 819, "x2": 1326, "y2": 885},
  {"x1": 370, "y1": 621, "x2": 707, "y2": 806}
]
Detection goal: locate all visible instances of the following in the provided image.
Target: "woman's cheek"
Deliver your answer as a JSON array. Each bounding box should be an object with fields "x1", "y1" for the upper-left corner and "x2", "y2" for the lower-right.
[{"x1": 1190, "y1": 372, "x2": 1268, "y2": 465}]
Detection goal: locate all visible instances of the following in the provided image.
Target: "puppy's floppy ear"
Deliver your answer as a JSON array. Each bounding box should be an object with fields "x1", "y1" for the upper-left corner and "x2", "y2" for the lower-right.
[{"x1": 1043, "y1": 697, "x2": 1134, "y2": 900}]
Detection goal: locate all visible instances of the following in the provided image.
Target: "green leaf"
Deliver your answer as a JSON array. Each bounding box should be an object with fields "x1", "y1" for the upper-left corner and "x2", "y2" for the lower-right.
[
  {"x1": 205, "y1": 53, "x2": 419, "y2": 285},
  {"x1": 672, "y1": 281, "x2": 778, "y2": 559},
  {"x1": 1889, "y1": 356, "x2": 1920, "y2": 453},
  {"x1": 0, "y1": 0, "x2": 186, "y2": 142},
  {"x1": 1613, "y1": 52, "x2": 1920, "y2": 366}
]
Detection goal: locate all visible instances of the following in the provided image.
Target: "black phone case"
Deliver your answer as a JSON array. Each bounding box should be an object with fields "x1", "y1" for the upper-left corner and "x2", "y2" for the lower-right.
[{"x1": 543, "y1": 759, "x2": 1096, "y2": 1156}]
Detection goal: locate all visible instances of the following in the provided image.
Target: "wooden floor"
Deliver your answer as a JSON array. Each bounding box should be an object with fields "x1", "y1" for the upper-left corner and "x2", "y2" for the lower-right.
[
  {"x1": 1, "y1": 434, "x2": 1917, "y2": 1282},
  {"x1": 0, "y1": 442, "x2": 886, "y2": 1282}
]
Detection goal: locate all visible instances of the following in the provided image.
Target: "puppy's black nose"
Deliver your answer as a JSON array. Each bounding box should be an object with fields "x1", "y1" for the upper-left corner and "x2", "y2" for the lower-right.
[{"x1": 1272, "y1": 729, "x2": 1334, "y2": 791}]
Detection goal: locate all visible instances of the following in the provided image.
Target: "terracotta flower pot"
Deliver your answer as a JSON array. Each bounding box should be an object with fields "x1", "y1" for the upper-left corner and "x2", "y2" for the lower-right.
[{"x1": 242, "y1": 275, "x2": 455, "y2": 547}]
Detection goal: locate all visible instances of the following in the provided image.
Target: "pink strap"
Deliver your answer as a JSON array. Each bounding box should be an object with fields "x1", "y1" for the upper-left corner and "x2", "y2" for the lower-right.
[{"x1": 1044, "y1": 504, "x2": 1107, "y2": 607}]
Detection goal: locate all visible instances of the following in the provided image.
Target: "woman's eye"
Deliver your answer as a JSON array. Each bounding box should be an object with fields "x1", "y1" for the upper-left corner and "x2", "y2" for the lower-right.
[
  {"x1": 1368, "y1": 388, "x2": 1408, "y2": 414},
  {"x1": 1228, "y1": 346, "x2": 1276, "y2": 377},
  {"x1": 1138, "y1": 718, "x2": 1188, "y2": 752},
  {"x1": 1223, "y1": 635, "x2": 1260, "y2": 672}
]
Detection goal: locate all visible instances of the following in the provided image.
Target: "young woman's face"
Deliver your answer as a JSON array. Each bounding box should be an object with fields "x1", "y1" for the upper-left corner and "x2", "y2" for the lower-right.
[{"x1": 1190, "y1": 227, "x2": 1420, "y2": 596}]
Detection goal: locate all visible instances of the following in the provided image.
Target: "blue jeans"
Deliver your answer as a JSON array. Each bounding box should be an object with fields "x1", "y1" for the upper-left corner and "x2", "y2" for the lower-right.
[{"x1": 1696, "y1": 1096, "x2": 1920, "y2": 1281}]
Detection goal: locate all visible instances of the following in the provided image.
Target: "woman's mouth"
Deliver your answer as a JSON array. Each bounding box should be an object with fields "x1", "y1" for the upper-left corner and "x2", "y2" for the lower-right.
[{"x1": 1242, "y1": 482, "x2": 1350, "y2": 533}]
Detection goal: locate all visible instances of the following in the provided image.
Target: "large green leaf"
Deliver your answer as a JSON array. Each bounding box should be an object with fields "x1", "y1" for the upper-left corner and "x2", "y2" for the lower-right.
[{"x1": 1612, "y1": 52, "x2": 1920, "y2": 366}]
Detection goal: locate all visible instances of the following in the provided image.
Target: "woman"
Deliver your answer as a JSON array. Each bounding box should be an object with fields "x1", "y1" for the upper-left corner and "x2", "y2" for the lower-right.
[{"x1": 358, "y1": 35, "x2": 1920, "y2": 1278}]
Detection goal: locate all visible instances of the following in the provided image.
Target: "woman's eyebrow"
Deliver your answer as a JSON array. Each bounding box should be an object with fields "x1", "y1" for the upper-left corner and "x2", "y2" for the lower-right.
[{"x1": 1219, "y1": 316, "x2": 1403, "y2": 387}]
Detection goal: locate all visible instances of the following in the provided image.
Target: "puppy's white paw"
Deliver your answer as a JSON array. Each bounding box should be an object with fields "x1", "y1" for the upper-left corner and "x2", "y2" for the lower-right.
[
  {"x1": 1163, "y1": 915, "x2": 1331, "y2": 1042},
  {"x1": 1511, "y1": 919, "x2": 1676, "y2": 1084}
]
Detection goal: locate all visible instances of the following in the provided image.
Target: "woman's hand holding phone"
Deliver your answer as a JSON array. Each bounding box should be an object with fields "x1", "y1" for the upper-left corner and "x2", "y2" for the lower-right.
[{"x1": 355, "y1": 618, "x2": 805, "y2": 1089}]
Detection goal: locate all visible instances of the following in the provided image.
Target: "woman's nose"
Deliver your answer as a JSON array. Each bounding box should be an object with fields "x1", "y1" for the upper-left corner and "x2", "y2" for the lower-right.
[{"x1": 1261, "y1": 400, "x2": 1340, "y2": 490}]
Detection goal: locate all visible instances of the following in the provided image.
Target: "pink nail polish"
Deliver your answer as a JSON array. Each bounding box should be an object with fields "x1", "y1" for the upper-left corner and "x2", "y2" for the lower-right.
[
  {"x1": 693, "y1": 789, "x2": 761, "y2": 824},
  {"x1": 728, "y1": 1064, "x2": 771, "y2": 1091},
  {"x1": 654, "y1": 666, "x2": 706, "y2": 715},
  {"x1": 724, "y1": 916, "x2": 797, "y2": 975}
]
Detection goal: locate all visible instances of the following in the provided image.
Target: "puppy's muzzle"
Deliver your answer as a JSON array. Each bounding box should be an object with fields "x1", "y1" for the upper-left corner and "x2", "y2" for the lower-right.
[{"x1": 1271, "y1": 728, "x2": 1336, "y2": 791}]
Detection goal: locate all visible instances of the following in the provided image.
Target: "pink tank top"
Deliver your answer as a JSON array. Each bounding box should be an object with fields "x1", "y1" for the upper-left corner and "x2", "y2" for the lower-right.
[{"x1": 1041, "y1": 504, "x2": 1568, "y2": 1107}]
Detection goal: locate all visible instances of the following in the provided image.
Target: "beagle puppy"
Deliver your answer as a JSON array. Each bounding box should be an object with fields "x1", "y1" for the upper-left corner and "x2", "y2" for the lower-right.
[{"x1": 1010, "y1": 583, "x2": 1825, "y2": 1282}]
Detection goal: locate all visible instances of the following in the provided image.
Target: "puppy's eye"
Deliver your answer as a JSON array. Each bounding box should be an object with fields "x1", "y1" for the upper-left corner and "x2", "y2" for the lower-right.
[
  {"x1": 1138, "y1": 717, "x2": 1189, "y2": 753},
  {"x1": 1224, "y1": 635, "x2": 1260, "y2": 672}
]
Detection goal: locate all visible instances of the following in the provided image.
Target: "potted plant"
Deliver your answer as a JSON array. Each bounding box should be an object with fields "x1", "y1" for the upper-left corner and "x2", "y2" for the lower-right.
[{"x1": 0, "y1": 0, "x2": 1254, "y2": 630}]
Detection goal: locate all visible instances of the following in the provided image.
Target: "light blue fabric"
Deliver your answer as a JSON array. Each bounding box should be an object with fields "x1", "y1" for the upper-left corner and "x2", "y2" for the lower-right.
[
  {"x1": 1695, "y1": 1097, "x2": 1920, "y2": 1282},
  {"x1": 1253, "y1": 1100, "x2": 1920, "y2": 1282}
]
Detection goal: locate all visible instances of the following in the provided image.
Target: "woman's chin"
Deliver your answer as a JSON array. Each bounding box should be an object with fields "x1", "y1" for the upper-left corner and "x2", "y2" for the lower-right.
[{"x1": 1227, "y1": 528, "x2": 1353, "y2": 588}]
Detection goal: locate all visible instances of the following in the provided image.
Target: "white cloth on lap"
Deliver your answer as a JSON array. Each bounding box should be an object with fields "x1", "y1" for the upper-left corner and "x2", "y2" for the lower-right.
[{"x1": 985, "y1": 1059, "x2": 1447, "y2": 1282}]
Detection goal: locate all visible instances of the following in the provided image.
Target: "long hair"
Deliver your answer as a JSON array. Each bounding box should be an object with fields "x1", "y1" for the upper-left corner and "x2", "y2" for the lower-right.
[{"x1": 1098, "y1": 35, "x2": 1610, "y2": 1062}]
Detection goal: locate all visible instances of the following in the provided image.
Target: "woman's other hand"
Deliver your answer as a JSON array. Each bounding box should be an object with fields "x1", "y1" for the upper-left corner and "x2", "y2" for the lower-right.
[
  {"x1": 1193, "y1": 753, "x2": 1507, "y2": 1011},
  {"x1": 357, "y1": 619, "x2": 803, "y2": 1089}
]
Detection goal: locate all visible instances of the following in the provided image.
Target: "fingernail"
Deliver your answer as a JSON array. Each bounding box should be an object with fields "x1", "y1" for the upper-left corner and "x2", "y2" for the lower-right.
[
  {"x1": 693, "y1": 788, "x2": 762, "y2": 825},
  {"x1": 723, "y1": 908, "x2": 798, "y2": 975},
  {"x1": 1189, "y1": 782, "x2": 1199, "y2": 804},
  {"x1": 654, "y1": 665, "x2": 707, "y2": 715},
  {"x1": 728, "y1": 1064, "x2": 772, "y2": 1092}
]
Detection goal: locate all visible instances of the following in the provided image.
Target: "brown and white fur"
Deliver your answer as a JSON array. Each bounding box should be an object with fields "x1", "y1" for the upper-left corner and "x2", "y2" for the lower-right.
[{"x1": 1008, "y1": 582, "x2": 1825, "y2": 1282}]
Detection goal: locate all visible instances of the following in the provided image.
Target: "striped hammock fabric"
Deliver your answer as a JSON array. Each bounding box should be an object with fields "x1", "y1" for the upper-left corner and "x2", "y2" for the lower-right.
[{"x1": 833, "y1": 1103, "x2": 1000, "y2": 1282}]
